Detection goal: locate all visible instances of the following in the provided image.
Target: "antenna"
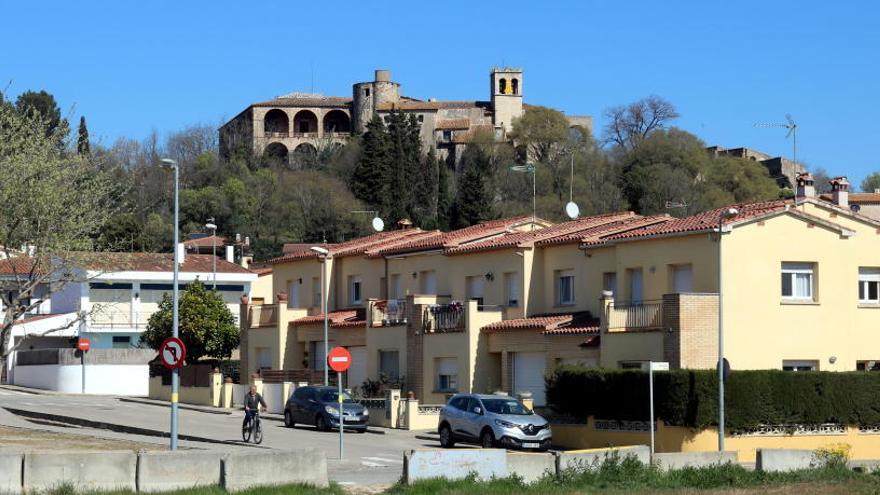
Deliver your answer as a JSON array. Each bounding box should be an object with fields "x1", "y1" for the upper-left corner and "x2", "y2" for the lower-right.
[
  {"x1": 754, "y1": 114, "x2": 798, "y2": 167},
  {"x1": 352, "y1": 210, "x2": 385, "y2": 232},
  {"x1": 665, "y1": 200, "x2": 689, "y2": 210}
]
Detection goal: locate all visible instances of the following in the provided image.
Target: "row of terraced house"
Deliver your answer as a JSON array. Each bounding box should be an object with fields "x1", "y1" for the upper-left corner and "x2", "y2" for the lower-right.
[{"x1": 240, "y1": 173, "x2": 880, "y2": 406}]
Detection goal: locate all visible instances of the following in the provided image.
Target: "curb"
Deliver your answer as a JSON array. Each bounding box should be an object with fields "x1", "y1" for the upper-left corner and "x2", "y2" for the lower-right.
[{"x1": 119, "y1": 397, "x2": 233, "y2": 415}]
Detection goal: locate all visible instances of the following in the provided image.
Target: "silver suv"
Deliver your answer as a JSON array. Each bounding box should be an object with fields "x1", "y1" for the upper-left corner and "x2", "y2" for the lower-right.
[{"x1": 438, "y1": 393, "x2": 551, "y2": 451}]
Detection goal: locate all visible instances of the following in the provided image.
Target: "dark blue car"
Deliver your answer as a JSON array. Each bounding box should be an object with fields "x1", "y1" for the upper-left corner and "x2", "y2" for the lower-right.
[{"x1": 283, "y1": 385, "x2": 369, "y2": 432}]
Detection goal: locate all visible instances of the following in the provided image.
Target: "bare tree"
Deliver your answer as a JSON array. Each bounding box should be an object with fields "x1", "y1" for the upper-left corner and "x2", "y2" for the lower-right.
[{"x1": 602, "y1": 95, "x2": 680, "y2": 152}]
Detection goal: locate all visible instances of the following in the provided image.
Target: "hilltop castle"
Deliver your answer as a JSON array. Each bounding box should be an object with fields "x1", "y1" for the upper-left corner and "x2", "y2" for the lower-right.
[{"x1": 219, "y1": 68, "x2": 591, "y2": 167}]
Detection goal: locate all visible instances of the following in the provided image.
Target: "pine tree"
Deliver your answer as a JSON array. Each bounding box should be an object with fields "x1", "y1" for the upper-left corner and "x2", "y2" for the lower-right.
[
  {"x1": 384, "y1": 111, "x2": 422, "y2": 223},
  {"x1": 451, "y1": 143, "x2": 494, "y2": 228},
  {"x1": 350, "y1": 116, "x2": 390, "y2": 212},
  {"x1": 77, "y1": 116, "x2": 90, "y2": 156},
  {"x1": 413, "y1": 147, "x2": 439, "y2": 228},
  {"x1": 436, "y1": 155, "x2": 452, "y2": 230}
]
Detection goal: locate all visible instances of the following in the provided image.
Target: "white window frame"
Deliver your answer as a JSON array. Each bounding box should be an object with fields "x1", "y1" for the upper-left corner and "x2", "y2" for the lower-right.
[
  {"x1": 782, "y1": 359, "x2": 818, "y2": 372},
  {"x1": 349, "y1": 275, "x2": 363, "y2": 305},
  {"x1": 781, "y1": 262, "x2": 814, "y2": 301},
  {"x1": 603, "y1": 272, "x2": 617, "y2": 297},
  {"x1": 859, "y1": 268, "x2": 880, "y2": 304},
  {"x1": 436, "y1": 357, "x2": 458, "y2": 392},
  {"x1": 557, "y1": 269, "x2": 575, "y2": 305}
]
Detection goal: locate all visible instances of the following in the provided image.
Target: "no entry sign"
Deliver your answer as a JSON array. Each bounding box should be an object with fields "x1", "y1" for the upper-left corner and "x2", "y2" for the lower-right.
[
  {"x1": 160, "y1": 337, "x2": 187, "y2": 369},
  {"x1": 327, "y1": 346, "x2": 352, "y2": 373},
  {"x1": 77, "y1": 338, "x2": 90, "y2": 352}
]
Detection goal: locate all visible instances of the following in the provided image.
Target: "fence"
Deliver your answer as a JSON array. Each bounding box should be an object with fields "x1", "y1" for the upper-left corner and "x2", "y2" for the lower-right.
[
  {"x1": 369, "y1": 299, "x2": 408, "y2": 327},
  {"x1": 606, "y1": 300, "x2": 663, "y2": 331},
  {"x1": 260, "y1": 369, "x2": 327, "y2": 385},
  {"x1": 423, "y1": 303, "x2": 465, "y2": 333}
]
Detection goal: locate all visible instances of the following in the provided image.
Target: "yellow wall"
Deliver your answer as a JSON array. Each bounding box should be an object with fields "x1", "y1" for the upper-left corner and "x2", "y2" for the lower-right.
[
  {"x1": 250, "y1": 272, "x2": 274, "y2": 302},
  {"x1": 366, "y1": 325, "x2": 407, "y2": 383}
]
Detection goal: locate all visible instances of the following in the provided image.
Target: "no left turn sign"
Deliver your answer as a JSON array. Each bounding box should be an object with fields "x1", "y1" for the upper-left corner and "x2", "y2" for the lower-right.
[{"x1": 160, "y1": 337, "x2": 187, "y2": 369}]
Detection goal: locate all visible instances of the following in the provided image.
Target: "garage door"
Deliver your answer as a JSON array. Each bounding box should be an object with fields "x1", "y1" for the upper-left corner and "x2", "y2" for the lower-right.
[
  {"x1": 513, "y1": 352, "x2": 546, "y2": 407},
  {"x1": 346, "y1": 347, "x2": 367, "y2": 392}
]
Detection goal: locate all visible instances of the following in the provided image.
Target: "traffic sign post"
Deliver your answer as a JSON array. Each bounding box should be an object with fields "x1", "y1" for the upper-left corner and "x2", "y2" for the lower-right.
[
  {"x1": 328, "y1": 347, "x2": 352, "y2": 460},
  {"x1": 77, "y1": 338, "x2": 90, "y2": 394},
  {"x1": 648, "y1": 361, "x2": 669, "y2": 460}
]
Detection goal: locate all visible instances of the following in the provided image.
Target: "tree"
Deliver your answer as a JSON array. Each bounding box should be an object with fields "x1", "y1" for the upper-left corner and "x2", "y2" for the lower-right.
[
  {"x1": 436, "y1": 158, "x2": 452, "y2": 230},
  {"x1": 412, "y1": 147, "x2": 440, "y2": 228},
  {"x1": 451, "y1": 140, "x2": 494, "y2": 228},
  {"x1": 700, "y1": 156, "x2": 781, "y2": 210},
  {"x1": 140, "y1": 280, "x2": 239, "y2": 362},
  {"x1": 77, "y1": 116, "x2": 90, "y2": 156},
  {"x1": 510, "y1": 106, "x2": 571, "y2": 200},
  {"x1": 15, "y1": 90, "x2": 65, "y2": 138},
  {"x1": 811, "y1": 167, "x2": 834, "y2": 195},
  {"x1": 0, "y1": 99, "x2": 118, "y2": 368},
  {"x1": 861, "y1": 172, "x2": 880, "y2": 193},
  {"x1": 350, "y1": 116, "x2": 391, "y2": 212},
  {"x1": 603, "y1": 95, "x2": 679, "y2": 152}
]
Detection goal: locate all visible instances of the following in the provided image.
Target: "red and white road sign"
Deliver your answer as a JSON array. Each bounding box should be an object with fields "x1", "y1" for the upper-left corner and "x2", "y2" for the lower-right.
[
  {"x1": 159, "y1": 337, "x2": 187, "y2": 369},
  {"x1": 327, "y1": 346, "x2": 352, "y2": 373},
  {"x1": 77, "y1": 338, "x2": 90, "y2": 352}
]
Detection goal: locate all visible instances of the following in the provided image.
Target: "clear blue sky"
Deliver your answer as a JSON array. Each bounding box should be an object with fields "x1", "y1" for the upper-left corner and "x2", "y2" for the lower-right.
[{"x1": 3, "y1": 1, "x2": 878, "y2": 186}]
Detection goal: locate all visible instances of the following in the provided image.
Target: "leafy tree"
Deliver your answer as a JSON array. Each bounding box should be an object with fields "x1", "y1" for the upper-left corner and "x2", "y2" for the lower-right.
[
  {"x1": 811, "y1": 167, "x2": 834, "y2": 195},
  {"x1": 141, "y1": 280, "x2": 239, "y2": 362},
  {"x1": 861, "y1": 172, "x2": 880, "y2": 193},
  {"x1": 603, "y1": 95, "x2": 679, "y2": 153},
  {"x1": 511, "y1": 106, "x2": 571, "y2": 200},
  {"x1": 0, "y1": 100, "x2": 118, "y2": 367},
  {"x1": 77, "y1": 116, "x2": 90, "y2": 156},
  {"x1": 15, "y1": 90, "x2": 65, "y2": 137},
  {"x1": 700, "y1": 156, "x2": 780, "y2": 209}
]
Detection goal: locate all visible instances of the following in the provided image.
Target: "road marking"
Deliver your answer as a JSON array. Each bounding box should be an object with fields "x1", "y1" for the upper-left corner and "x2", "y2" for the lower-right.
[
  {"x1": 360, "y1": 461, "x2": 386, "y2": 468},
  {"x1": 363, "y1": 456, "x2": 402, "y2": 464}
]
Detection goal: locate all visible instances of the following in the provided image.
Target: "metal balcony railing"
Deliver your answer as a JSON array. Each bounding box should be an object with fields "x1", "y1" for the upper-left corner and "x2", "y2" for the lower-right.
[
  {"x1": 369, "y1": 299, "x2": 408, "y2": 327},
  {"x1": 606, "y1": 300, "x2": 663, "y2": 332},
  {"x1": 89, "y1": 311, "x2": 154, "y2": 329},
  {"x1": 423, "y1": 302, "x2": 465, "y2": 334}
]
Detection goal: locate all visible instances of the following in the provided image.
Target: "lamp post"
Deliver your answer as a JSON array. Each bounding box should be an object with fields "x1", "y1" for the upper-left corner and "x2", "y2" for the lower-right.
[
  {"x1": 717, "y1": 207, "x2": 738, "y2": 452},
  {"x1": 161, "y1": 158, "x2": 180, "y2": 451},
  {"x1": 510, "y1": 163, "x2": 537, "y2": 229},
  {"x1": 206, "y1": 218, "x2": 217, "y2": 289},
  {"x1": 311, "y1": 246, "x2": 330, "y2": 386}
]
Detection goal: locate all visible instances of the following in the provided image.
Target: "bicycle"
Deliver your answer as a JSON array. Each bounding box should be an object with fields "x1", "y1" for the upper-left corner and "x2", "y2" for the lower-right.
[{"x1": 242, "y1": 410, "x2": 263, "y2": 444}]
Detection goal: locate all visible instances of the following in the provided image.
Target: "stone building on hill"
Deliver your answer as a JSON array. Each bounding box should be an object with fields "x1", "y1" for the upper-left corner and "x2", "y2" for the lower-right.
[
  {"x1": 706, "y1": 145, "x2": 807, "y2": 190},
  {"x1": 219, "y1": 68, "x2": 592, "y2": 167}
]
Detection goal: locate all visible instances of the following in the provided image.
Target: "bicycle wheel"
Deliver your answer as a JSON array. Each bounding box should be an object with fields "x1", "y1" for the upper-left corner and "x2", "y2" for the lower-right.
[
  {"x1": 254, "y1": 418, "x2": 263, "y2": 444},
  {"x1": 242, "y1": 417, "x2": 252, "y2": 442}
]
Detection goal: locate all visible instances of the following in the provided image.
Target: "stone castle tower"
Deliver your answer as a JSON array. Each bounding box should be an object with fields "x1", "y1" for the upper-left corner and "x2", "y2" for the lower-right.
[
  {"x1": 490, "y1": 68, "x2": 523, "y2": 133},
  {"x1": 352, "y1": 69, "x2": 401, "y2": 133}
]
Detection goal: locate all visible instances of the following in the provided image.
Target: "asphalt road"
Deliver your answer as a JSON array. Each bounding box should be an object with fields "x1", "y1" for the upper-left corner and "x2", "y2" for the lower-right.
[{"x1": 0, "y1": 389, "x2": 445, "y2": 487}]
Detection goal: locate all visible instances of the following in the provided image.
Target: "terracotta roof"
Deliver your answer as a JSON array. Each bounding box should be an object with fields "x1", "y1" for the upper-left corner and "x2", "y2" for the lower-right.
[
  {"x1": 282, "y1": 243, "x2": 316, "y2": 254},
  {"x1": 434, "y1": 119, "x2": 470, "y2": 130},
  {"x1": 0, "y1": 256, "x2": 49, "y2": 276},
  {"x1": 820, "y1": 193, "x2": 880, "y2": 204},
  {"x1": 376, "y1": 100, "x2": 489, "y2": 111},
  {"x1": 483, "y1": 312, "x2": 600, "y2": 335},
  {"x1": 372, "y1": 216, "x2": 543, "y2": 258},
  {"x1": 184, "y1": 235, "x2": 227, "y2": 248},
  {"x1": 445, "y1": 212, "x2": 636, "y2": 255},
  {"x1": 451, "y1": 125, "x2": 495, "y2": 144},
  {"x1": 253, "y1": 96, "x2": 352, "y2": 108},
  {"x1": 293, "y1": 310, "x2": 359, "y2": 325},
  {"x1": 331, "y1": 320, "x2": 366, "y2": 329},
  {"x1": 84, "y1": 253, "x2": 254, "y2": 274},
  {"x1": 270, "y1": 229, "x2": 429, "y2": 264},
  {"x1": 579, "y1": 335, "x2": 600, "y2": 347}
]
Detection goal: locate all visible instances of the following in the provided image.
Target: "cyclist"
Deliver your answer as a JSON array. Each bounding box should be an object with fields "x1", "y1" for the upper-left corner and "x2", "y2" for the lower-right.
[{"x1": 242, "y1": 385, "x2": 267, "y2": 432}]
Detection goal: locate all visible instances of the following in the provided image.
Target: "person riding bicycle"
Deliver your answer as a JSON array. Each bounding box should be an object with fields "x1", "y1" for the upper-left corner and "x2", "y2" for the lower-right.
[{"x1": 242, "y1": 385, "x2": 267, "y2": 431}]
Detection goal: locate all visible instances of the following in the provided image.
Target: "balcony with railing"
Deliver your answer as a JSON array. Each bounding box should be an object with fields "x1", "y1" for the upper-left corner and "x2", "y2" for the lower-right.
[
  {"x1": 369, "y1": 299, "x2": 408, "y2": 327},
  {"x1": 248, "y1": 304, "x2": 278, "y2": 329},
  {"x1": 605, "y1": 300, "x2": 663, "y2": 332},
  {"x1": 423, "y1": 302, "x2": 465, "y2": 334},
  {"x1": 89, "y1": 311, "x2": 154, "y2": 330}
]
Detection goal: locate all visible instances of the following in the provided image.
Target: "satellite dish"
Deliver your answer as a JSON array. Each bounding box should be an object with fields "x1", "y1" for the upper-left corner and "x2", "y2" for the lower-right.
[
  {"x1": 371, "y1": 216, "x2": 385, "y2": 232},
  {"x1": 850, "y1": 204, "x2": 861, "y2": 213},
  {"x1": 565, "y1": 201, "x2": 580, "y2": 219}
]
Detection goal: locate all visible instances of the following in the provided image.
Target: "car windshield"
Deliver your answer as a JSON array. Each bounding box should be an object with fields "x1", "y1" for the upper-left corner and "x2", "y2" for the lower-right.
[
  {"x1": 320, "y1": 390, "x2": 356, "y2": 403},
  {"x1": 481, "y1": 398, "x2": 532, "y2": 415}
]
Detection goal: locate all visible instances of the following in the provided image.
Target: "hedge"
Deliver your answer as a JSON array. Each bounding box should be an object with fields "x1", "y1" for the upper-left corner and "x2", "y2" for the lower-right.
[{"x1": 545, "y1": 367, "x2": 880, "y2": 432}]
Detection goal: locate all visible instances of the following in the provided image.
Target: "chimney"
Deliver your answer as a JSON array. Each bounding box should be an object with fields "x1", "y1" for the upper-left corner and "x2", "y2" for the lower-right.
[
  {"x1": 795, "y1": 173, "x2": 815, "y2": 199},
  {"x1": 375, "y1": 69, "x2": 391, "y2": 82},
  {"x1": 226, "y1": 245, "x2": 234, "y2": 263},
  {"x1": 830, "y1": 176, "x2": 850, "y2": 208},
  {"x1": 176, "y1": 243, "x2": 186, "y2": 265}
]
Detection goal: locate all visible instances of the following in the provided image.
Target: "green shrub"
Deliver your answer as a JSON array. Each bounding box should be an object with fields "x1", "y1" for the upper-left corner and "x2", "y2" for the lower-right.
[{"x1": 546, "y1": 367, "x2": 880, "y2": 432}]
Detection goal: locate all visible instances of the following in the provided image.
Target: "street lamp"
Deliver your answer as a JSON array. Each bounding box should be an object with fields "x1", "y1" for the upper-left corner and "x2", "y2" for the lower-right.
[
  {"x1": 510, "y1": 163, "x2": 537, "y2": 229},
  {"x1": 310, "y1": 246, "x2": 330, "y2": 386},
  {"x1": 205, "y1": 218, "x2": 217, "y2": 289},
  {"x1": 160, "y1": 158, "x2": 180, "y2": 451},
  {"x1": 717, "y1": 207, "x2": 738, "y2": 452}
]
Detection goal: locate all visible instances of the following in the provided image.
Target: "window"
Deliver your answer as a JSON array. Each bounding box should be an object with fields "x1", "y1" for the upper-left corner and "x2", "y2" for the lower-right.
[
  {"x1": 781, "y1": 262, "x2": 814, "y2": 300},
  {"x1": 511, "y1": 78, "x2": 519, "y2": 95},
  {"x1": 417, "y1": 115, "x2": 424, "y2": 123},
  {"x1": 603, "y1": 272, "x2": 617, "y2": 296},
  {"x1": 443, "y1": 130, "x2": 452, "y2": 141},
  {"x1": 364, "y1": 88, "x2": 370, "y2": 97},
  {"x1": 112, "y1": 336, "x2": 131, "y2": 349},
  {"x1": 436, "y1": 357, "x2": 458, "y2": 392},
  {"x1": 390, "y1": 274, "x2": 402, "y2": 300},
  {"x1": 859, "y1": 268, "x2": 880, "y2": 304},
  {"x1": 288, "y1": 280, "x2": 300, "y2": 308},
  {"x1": 628, "y1": 268, "x2": 643, "y2": 304},
  {"x1": 311, "y1": 277, "x2": 321, "y2": 308},
  {"x1": 419, "y1": 270, "x2": 437, "y2": 294},
  {"x1": 782, "y1": 360, "x2": 818, "y2": 372},
  {"x1": 349, "y1": 275, "x2": 363, "y2": 305},
  {"x1": 556, "y1": 270, "x2": 575, "y2": 305},
  {"x1": 671, "y1": 264, "x2": 693, "y2": 293},
  {"x1": 449, "y1": 396, "x2": 468, "y2": 410},
  {"x1": 498, "y1": 78, "x2": 507, "y2": 94},
  {"x1": 857, "y1": 360, "x2": 880, "y2": 371},
  {"x1": 466, "y1": 276, "x2": 484, "y2": 306},
  {"x1": 256, "y1": 347, "x2": 272, "y2": 370},
  {"x1": 309, "y1": 341, "x2": 325, "y2": 369},
  {"x1": 504, "y1": 272, "x2": 519, "y2": 307},
  {"x1": 619, "y1": 361, "x2": 648, "y2": 370},
  {"x1": 379, "y1": 350, "x2": 400, "y2": 380}
]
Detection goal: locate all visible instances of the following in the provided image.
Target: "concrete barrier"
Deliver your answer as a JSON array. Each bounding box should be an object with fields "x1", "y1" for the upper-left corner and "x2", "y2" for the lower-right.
[
  {"x1": 0, "y1": 453, "x2": 22, "y2": 494},
  {"x1": 24, "y1": 451, "x2": 137, "y2": 492},
  {"x1": 404, "y1": 449, "x2": 507, "y2": 483},
  {"x1": 507, "y1": 452, "x2": 555, "y2": 483},
  {"x1": 756, "y1": 448, "x2": 817, "y2": 472},
  {"x1": 557, "y1": 445, "x2": 650, "y2": 472},
  {"x1": 222, "y1": 450, "x2": 327, "y2": 491},
  {"x1": 652, "y1": 451, "x2": 738, "y2": 470},
  {"x1": 137, "y1": 451, "x2": 221, "y2": 492}
]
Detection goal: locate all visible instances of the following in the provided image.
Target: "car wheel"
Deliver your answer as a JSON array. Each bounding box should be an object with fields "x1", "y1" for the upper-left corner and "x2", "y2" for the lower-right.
[
  {"x1": 439, "y1": 424, "x2": 455, "y2": 448},
  {"x1": 284, "y1": 410, "x2": 295, "y2": 428},
  {"x1": 480, "y1": 429, "x2": 495, "y2": 449},
  {"x1": 316, "y1": 415, "x2": 328, "y2": 431}
]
